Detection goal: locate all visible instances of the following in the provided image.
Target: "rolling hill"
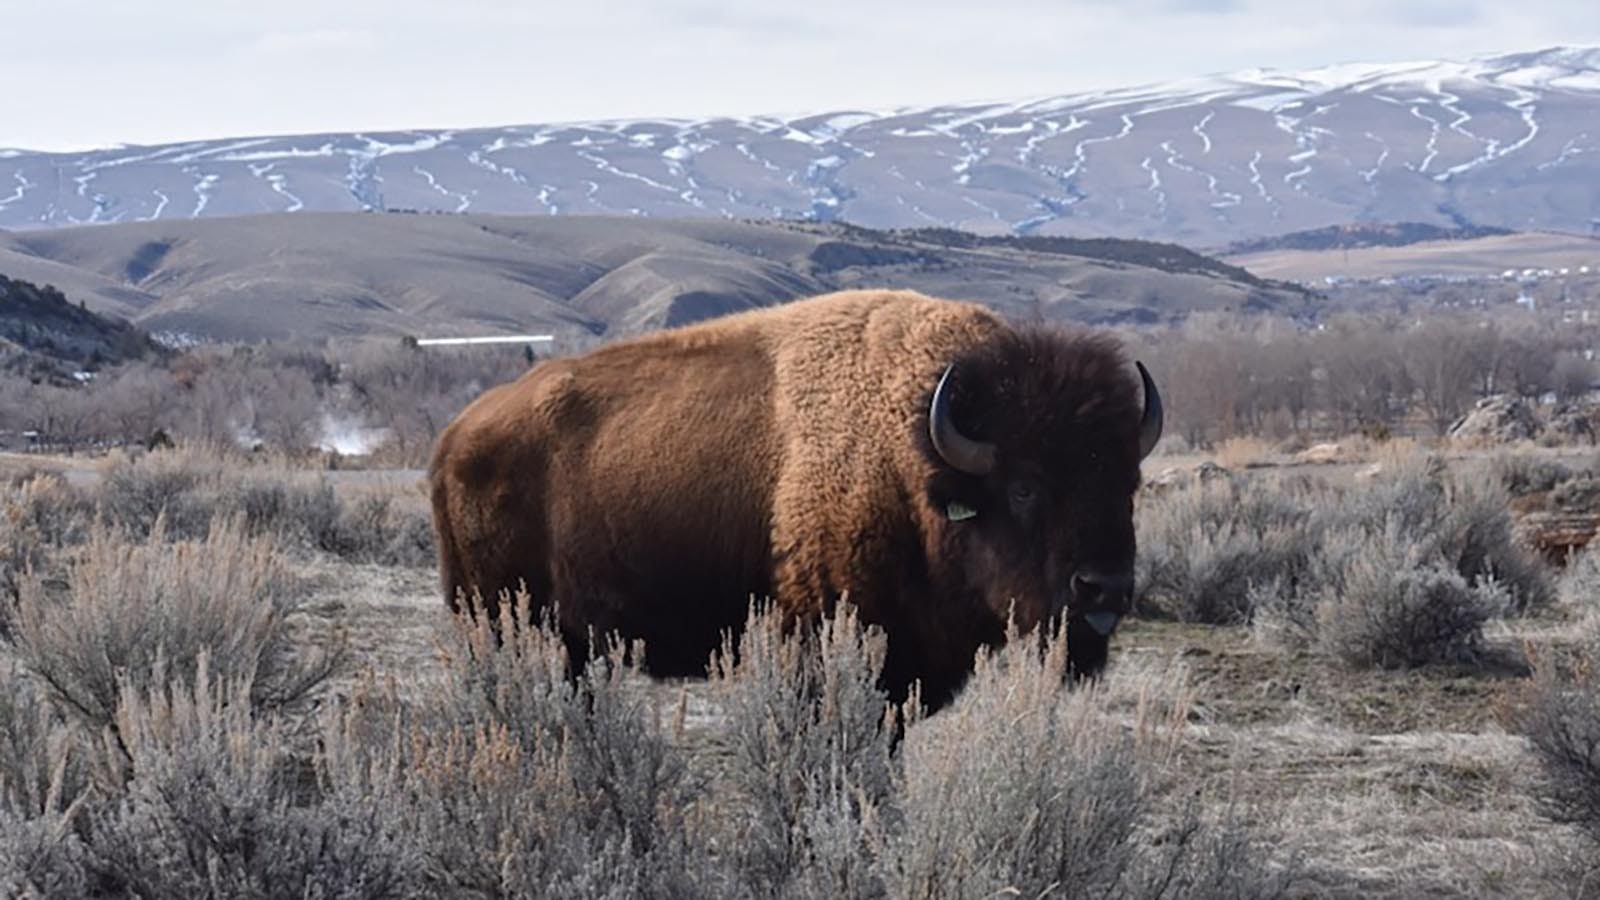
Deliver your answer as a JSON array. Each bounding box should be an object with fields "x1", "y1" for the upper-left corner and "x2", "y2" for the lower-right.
[
  {"x1": 1224, "y1": 231, "x2": 1600, "y2": 282},
  {"x1": 0, "y1": 213, "x2": 1313, "y2": 342},
  {"x1": 0, "y1": 273, "x2": 158, "y2": 380}
]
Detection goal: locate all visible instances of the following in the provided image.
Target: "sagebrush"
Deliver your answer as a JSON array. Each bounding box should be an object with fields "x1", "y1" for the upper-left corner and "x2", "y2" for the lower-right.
[
  {"x1": 1140, "y1": 456, "x2": 1551, "y2": 669},
  {"x1": 10, "y1": 516, "x2": 335, "y2": 737},
  {"x1": 1, "y1": 573, "x2": 1293, "y2": 897}
]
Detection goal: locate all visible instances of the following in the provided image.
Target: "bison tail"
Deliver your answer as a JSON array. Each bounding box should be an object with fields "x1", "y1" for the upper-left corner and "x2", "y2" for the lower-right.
[{"x1": 429, "y1": 470, "x2": 471, "y2": 615}]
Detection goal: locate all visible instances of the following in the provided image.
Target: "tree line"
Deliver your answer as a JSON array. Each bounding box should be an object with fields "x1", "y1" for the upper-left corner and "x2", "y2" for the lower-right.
[
  {"x1": 2, "y1": 305, "x2": 1595, "y2": 460},
  {"x1": 0, "y1": 340, "x2": 530, "y2": 464},
  {"x1": 1122, "y1": 307, "x2": 1596, "y2": 446}
]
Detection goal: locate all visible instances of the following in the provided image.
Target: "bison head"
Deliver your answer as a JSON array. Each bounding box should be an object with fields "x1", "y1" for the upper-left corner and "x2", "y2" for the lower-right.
[{"x1": 923, "y1": 330, "x2": 1162, "y2": 679}]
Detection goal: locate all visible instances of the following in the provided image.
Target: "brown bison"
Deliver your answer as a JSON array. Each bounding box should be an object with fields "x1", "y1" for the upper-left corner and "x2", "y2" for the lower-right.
[{"x1": 429, "y1": 289, "x2": 1161, "y2": 708}]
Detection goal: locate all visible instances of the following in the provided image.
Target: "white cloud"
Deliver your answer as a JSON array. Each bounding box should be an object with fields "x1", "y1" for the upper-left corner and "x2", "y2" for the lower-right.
[{"x1": 247, "y1": 28, "x2": 380, "y2": 56}]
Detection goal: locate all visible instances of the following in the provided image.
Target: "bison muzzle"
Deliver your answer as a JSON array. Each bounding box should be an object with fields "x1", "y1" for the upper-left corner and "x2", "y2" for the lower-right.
[{"x1": 429, "y1": 289, "x2": 1161, "y2": 710}]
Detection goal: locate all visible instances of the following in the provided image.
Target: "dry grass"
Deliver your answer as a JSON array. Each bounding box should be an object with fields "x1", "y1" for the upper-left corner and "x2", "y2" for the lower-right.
[
  {"x1": 1213, "y1": 435, "x2": 1276, "y2": 469},
  {"x1": 5, "y1": 443, "x2": 1600, "y2": 896},
  {"x1": 1122, "y1": 617, "x2": 1597, "y2": 898},
  {"x1": 96, "y1": 447, "x2": 435, "y2": 565},
  {"x1": 1, "y1": 570, "x2": 1293, "y2": 898}
]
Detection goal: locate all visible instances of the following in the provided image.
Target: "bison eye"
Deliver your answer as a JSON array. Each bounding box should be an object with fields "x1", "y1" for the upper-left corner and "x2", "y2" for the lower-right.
[{"x1": 1007, "y1": 481, "x2": 1039, "y2": 506}]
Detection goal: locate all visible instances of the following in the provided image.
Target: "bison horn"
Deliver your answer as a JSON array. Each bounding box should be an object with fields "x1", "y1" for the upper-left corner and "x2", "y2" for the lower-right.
[
  {"x1": 929, "y1": 365, "x2": 996, "y2": 476},
  {"x1": 1136, "y1": 361, "x2": 1163, "y2": 461}
]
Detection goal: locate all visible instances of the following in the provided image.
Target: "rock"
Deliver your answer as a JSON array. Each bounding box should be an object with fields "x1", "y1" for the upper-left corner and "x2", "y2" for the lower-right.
[
  {"x1": 1447, "y1": 395, "x2": 1540, "y2": 444},
  {"x1": 1516, "y1": 510, "x2": 1600, "y2": 564},
  {"x1": 1294, "y1": 442, "x2": 1344, "y2": 465},
  {"x1": 1195, "y1": 461, "x2": 1232, "y2": 482},
  {"x1": 1552, "y1": 476, "x2": 1600, "y2": 512}
]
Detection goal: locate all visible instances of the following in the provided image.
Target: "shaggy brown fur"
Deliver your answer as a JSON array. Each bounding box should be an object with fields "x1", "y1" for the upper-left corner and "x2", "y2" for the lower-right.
[{"x1": 430, "y1": 289, "x2": 1149, "y2": 707}]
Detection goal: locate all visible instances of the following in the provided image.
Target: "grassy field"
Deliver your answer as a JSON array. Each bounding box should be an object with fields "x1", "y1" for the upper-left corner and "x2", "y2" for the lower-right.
[
  {"x1": 292, "y1": 570, "x2": 1596, "y2": 896},
  {"x1": 1223, "y1": 231, "x2": 1600, "y2": 282},
  {"x1": 3, "y1": 442, "x2": 1599, "y2": 897}
]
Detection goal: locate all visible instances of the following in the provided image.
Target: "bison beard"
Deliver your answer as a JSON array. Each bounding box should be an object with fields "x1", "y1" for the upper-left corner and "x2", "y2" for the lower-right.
[{"x1": 429, "y1": 289, "x2": 1160, "y2": 711}]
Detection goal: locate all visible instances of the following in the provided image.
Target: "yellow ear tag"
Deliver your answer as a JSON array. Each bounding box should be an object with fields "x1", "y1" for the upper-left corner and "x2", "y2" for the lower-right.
[{"x1": 946, "y1": 501, "x2": 978, "y2": 522}]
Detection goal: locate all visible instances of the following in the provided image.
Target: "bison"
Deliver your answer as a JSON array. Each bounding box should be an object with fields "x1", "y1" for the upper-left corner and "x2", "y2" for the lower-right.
[{"x1": 429, "y1": 289, "x2": 1161, "y2": 709}]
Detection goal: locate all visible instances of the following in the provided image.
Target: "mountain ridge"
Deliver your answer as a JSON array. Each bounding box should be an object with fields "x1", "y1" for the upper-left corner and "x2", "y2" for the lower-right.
[{"x1": 2, "y1": 47, "x2": 1597, "y2": 245}]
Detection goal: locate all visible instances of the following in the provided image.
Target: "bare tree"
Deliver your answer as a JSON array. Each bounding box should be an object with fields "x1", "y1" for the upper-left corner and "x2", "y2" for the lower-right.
[
  {"x1": 94, "y1": 363, "x2": 178, "y2": 445},
  {"x1": 1552, "y1": 352, "x2": 1597, "y2": 404},
  {"x1": 252, "y1": 367, "x2": 324, "y2": 453},
  {"x1": 1404, "y1": 318, "x2": 1491, "y2": 435},
  {"x1": 1315, "y1": 318, "x2": 1408, "y2": 433},
  {"x1": 1499, "y1": 330, "x2": 1556, "y2": 399}
]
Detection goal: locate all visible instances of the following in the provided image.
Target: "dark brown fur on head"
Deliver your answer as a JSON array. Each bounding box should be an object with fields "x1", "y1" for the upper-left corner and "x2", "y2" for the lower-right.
[{"x1": 922, "y1": 327, "x2": 1144, "y2": 675}]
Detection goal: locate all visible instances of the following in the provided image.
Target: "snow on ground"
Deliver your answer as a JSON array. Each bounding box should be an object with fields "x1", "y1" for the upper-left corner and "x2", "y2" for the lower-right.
[
  {"x1": 0, "y1": 47, "x2": 1596, "y2": 236},
  {"x1": 0, "y1": 171, "x2": 30, "y2": 210},
  {"x1": 413, "y1": 166, "x2": 473, "y2": 213},
  {"x1": 1536, "y1": 135, "x2": 1589, "y2": 171},
  {"x1": 184, "y1": 167, "x2": 219, "y2": 216},
  {"x1": 1360, "y1": 132, "x2": 1392, "y2": 184}
]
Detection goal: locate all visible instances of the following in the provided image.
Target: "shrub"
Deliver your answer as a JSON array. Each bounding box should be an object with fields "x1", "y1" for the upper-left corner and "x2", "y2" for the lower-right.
[
  {"x1": 224, "y1": 474, "x2": 433, "y2": 566},
  {"x1": 9, "y1": 516, "x2": 336, "y2": 738},
  {"x1": 881, "y1": 627, "x2": 1291, "y2": 899},
  {"x1": 1561, "y1": 542, "x2": 1600, "y2": 606},
  {"x1": 707, "y1": 604, "x2": 898, "y2": 896},
  {"x1": 87, "y1": 658, "x2": 422, "y2": 899},
  {"x1": 85, "y1": 448, "x2": 434, "y2": 566},
  {"x1": 1552, "y1": 476, "x2": 1600, "y2": 512},
  {"x1": 1136, "y1": 476, "x2": 1322, "y2": 623},
  {"x1": 230, "y1": 473, "x2": 343, "y2": 550},
  {"x1": 1431, "y1": 476, "x2": 1553, "y2": 611},
  {"x1": 1489, "y1": 454, "x2": 1573, "y2": 498},
  {"x1": 1327, "y1": 457, "x2": 1552, "y2": 611},
  {"x1": 1514, "y1": 632, "x2": 1600, "y2": 846},
  {"x1": 1, "y1": 474, "x2": 93, "y2": 636},
  {"x1": 319, "y1": 591, "x2": 713, "y2": 898},
  {"x1": 99, "y1": 448, "x2": 214, "y2": 539},
  {"x1": 1143, "y1": 456, "x2": 1552, "y2": 632},
  {"x1": 324, "y1": 491, "x2": 435, "y2": 567},
  {"x1": 1310, "y1": 524, "x2": 1510, "y2": 668},
  {"x1": 0, "y1": 679, "x2": 90, "y2": 899},
  {"x1": 1254, "y1": 505, "x2": 1515, "y2": 669}
]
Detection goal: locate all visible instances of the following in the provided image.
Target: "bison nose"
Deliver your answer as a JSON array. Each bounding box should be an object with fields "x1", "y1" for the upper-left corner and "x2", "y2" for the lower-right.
[{"x1": 1071, "y1": 570, "x2": 1133, "y2": 636}]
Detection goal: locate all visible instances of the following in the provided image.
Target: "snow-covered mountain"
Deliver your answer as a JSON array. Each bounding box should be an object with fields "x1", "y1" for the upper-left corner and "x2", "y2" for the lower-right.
[{"x1": 3, "y1": 47, "x2": 1597, "y2": 245}]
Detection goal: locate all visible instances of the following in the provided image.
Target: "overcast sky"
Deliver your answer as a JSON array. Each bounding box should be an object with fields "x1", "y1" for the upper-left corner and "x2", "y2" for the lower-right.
[{"x1": 4, "y1": 0, "x2": 1598, "y2": 152}]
